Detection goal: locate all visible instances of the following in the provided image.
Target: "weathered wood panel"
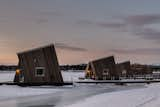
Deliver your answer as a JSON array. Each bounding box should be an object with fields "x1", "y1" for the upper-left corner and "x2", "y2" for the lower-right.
[
  {"x1": 116, "y1": 61, "x2": 131, "y2": 77},
  {"x1": 85, "y1": 56, "x2": 119, "y2": 80},
  {"x1": 14, "y1": 44, "x2": 63, "y2": 83}
]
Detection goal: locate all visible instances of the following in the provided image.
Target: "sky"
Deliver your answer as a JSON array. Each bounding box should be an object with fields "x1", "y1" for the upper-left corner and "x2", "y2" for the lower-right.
[{"x1": 0, "y1": 0, "x2": 160, "y2": 65}]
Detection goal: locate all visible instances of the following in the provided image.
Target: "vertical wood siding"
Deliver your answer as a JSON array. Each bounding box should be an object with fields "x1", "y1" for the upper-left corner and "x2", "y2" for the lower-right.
[{"x1": 15, "y1": 44, "x2": 63, "y2": 83}]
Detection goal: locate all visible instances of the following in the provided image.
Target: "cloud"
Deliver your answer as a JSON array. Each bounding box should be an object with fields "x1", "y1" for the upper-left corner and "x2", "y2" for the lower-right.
[
  {"x1": 76, "y1": 14, "x2": 160, "y2": 42},
  {"x1": 35, "y1": 11, "x2": 63, "y2": 24},
  {"x1": 55, "y1": 43, "x2": 87, "y2": 52},
  {"x1": 76, "y1": 20, "x2": 126, "y2": 29},
  {"x1": 135, "y1": 28, "x2": 160, "y2": 40},
  {"x1": 95, "y1": 22, "x2": 126, "y2": 29},
  {"x1": 125, "y1": 15, "x2": 160, "y2": 41},
  {"x1": 110, "y1": 48, "x2": 160, "y2": 55},
  {"x1": 77, "y1": 14, "x2": 160, "y2": 28},
  {"x1": 125, "y1": 14, "x2": 160, "y2": 26}
]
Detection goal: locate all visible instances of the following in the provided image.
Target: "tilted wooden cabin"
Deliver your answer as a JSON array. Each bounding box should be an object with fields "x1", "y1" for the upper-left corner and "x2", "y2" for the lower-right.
[
  {"x1": 14, "y1": 44, "x2": 64, "y2": 84},
  {"x1": 116, "y1": 61, "x2": 131, "y2": 77},
  {"x1": 85, "y1": 56, "x2": 119, "y2": 80}
]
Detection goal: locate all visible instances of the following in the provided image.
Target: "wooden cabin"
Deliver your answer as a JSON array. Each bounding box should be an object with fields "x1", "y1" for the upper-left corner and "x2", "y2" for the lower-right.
[
  {"x1": 85, "y1": 56, "x2": 119, "y2": 80},
  {"x1": 14, "y1": 44, "x2": 64, "y2": 84},
  {"x1": 131, "y1": 64, "x2": 152, "y2": 75},
  {"x1": 116, "y1": 61, "x2": 132, "y2": 77}
]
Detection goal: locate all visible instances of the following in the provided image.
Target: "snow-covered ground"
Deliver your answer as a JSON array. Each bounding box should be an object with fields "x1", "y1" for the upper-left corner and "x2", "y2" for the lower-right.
[
  {"x1": 0, "y1": 70, "x2": 85, "y2": 82},
  {"x1": 62, "y1": 70, "x2": 85, "y2": 81},
  {"x1": 0, "y1": 85, "x2": 63, "y2": 101},
  {"x1": 0, "y1": 71, "x2": 84, "y2": 102},
  {"x1": 0, "y1": 71, "x2": 15, "y2": 82},
  {"x1": 2, "y1": 71, "x2": 160, "y2": 107},
  {"x1": 67, "y1": 83, "x2": 160, "y2": 107}
]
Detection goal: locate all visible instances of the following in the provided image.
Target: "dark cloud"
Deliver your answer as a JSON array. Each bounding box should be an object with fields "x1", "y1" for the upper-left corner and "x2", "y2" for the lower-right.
[
  {"x1": 77, "y1": 14, "x2": 160, "y2": 28},
  {"x1": 125, "y1": 14, "x2": 160, "y2": 26},
  {"x1": 76, "y1": 14, "x2": 160, "y2": 42},
  {"x1": 95, "y1": 22, "x2": 126, "y2": 29},
  {"x1": 55, "y1": 43, "x2": 87, "y2": 52},
  {"x1": 76, "y1": 20, "x2": 126, "y2": 29},
  {"x1": 135, "y1": 28, "x2": 160, "y2": 40},
  {"x1": 125, "y1": 15, "x2": 160, "y2": 41},
  {"x1": 39, "y1": 11, "x2": 62, "y2": 16},
  {"x1": 110, "y1": 48, "x2": 160, "y2": 55},
  {"x1": 35, "y1": 11, "x2": 63, "y2": 24}
]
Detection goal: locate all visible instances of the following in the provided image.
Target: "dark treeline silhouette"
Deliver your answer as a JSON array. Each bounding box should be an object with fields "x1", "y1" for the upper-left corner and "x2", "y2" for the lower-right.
[
  {"x1": 1, "y1": 64, "x2": 159, "y2": 73},
  {"x1": 0, "y1": 65, "x2": 18, "y2": 71},
  {"x1": 60, "y1": 64, "x2": 87, "y2": 71},
  {"x1": 0, "y1": 64, "x2": 87, "y2": 71}
]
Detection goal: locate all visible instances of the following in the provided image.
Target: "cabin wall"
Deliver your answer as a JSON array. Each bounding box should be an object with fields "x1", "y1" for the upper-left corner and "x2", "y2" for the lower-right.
[
  {"x1": 116, "y1": 61, "x2": 131, "y2": 77},
  {"x1": 17, "y1": 45, "x2": 63, "y2": 83},
  {"x1": 42, "y1": 46, "x2": 63, "y2": 83},
  {"x1": 92, "y1": 56, "x2": 118, "y2": 80}
]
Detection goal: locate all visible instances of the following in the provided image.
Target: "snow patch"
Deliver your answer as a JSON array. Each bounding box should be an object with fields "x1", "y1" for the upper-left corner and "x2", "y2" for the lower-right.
[
  {"x1": 0, "y1": 85, "x2": 62, "y2": 100},
  {"x1": 0, "y1": 71, "x2": 85, "y2": 82},
  {"x1": 67, "y1": 83, "x2": 160, "y2": 107}
]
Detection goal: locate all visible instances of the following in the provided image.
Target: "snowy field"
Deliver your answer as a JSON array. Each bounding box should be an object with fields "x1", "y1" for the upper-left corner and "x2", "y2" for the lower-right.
[
  {"x1": 0, "y1": 85, "x2": 63, "y2": 101},
  {"x1": 0, "y1": 70, "x2": 85, "y2": 82},
  {"x1": 1, "y1": 71, "x2": 160, "y2": 107},
  {"x1": 61, "y1": 70, "x2": 85, "y2": 81},
  {"x1": 67, "y1": 83, "x2": 160, "y2": 107},
  {"x1": 0, "y1": 71, "x2": 15, "y2": 82}
]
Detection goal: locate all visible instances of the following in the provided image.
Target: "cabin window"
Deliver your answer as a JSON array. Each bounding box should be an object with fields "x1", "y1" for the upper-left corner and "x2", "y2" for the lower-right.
[
  {"x1": 103, "y1": 69, "x2": 110, "y2": 75},
  {"x1": 122, "y1": 70, "x2": 127, "y2": 75},
  {"x1": 103, "y1": 69, "x2": 110, "y2": 80},
  {"x1": 35, "y1": 67, "x2": 45, "y2": 77}
]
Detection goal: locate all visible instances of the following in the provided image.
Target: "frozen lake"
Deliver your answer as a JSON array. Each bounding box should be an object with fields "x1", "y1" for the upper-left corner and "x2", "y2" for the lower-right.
[
  {"x1": 0, "y1": 83, "x2": 145, "y2": 107},
  {"x1": 0, "y1": 71, "x2": 154, "y2": 107},
  {"x1": 0, "y1": 70, "x2": 85, "y2": 82}
]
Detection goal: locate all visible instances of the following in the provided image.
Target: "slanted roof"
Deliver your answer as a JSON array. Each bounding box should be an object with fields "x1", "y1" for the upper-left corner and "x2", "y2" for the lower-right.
[
  {"x1": 90, "y1": 56, "x2": 115, "y2": 63},
  {"x1": 117, "y1": 61, "x2": 130, "y2": 65},
  {"x1": 17, "y1": 44, "x2": 55, "y2": 55}
]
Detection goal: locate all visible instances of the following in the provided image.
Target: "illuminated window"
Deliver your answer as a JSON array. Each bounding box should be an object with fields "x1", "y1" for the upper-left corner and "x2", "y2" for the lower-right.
[{"x1": 35, "y1": 67, "x2": 45, "y2": 77}]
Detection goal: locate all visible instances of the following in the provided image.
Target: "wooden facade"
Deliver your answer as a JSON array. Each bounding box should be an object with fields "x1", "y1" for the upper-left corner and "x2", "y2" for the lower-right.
[
  {"x1": 14, "y1": 44, "x2": 64, "y2": 84},
  {"x1": 116, "y1": 61, "x2": 132, "y2": 77},
  {"x1": 85, "y1": 56, "x2": 119, "y2": 80},
  {"x1": 131, "y1": 64, "x2": 152, "y2": 75}
]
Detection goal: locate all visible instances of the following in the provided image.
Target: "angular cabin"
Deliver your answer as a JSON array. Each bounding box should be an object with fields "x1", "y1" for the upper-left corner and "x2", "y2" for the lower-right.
[
  {"x1": 85, "y1": 56, "x2": 118, "y2": 80},
  {"x1": 14, "y1": 44, "x2": 64, "y2": 84},
  {"x1": 116, "y1": 61, "x2": 131, "y2": 77}
]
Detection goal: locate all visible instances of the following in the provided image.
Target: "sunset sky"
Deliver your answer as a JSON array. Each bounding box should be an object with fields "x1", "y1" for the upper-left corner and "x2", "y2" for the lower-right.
[{"x1": 0, "y1": 0, "x2": 160, "y2": 65}]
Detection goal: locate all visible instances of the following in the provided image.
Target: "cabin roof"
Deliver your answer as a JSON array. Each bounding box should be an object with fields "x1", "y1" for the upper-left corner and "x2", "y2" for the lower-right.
[
  {"x1": 117, "y1": 61, "x2": 130, "y2": 65},
  {"x1": 17, "y1": 44, "x2": 55, "y2": 55},
  {"x1": 89, "y1": 56, "x2": 115, "y2": 64}
]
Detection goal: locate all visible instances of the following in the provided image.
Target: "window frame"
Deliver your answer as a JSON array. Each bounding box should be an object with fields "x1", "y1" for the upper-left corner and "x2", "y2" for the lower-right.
[{"x1": 35, "y1": 67, "x2": 45, "y2": 77}]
